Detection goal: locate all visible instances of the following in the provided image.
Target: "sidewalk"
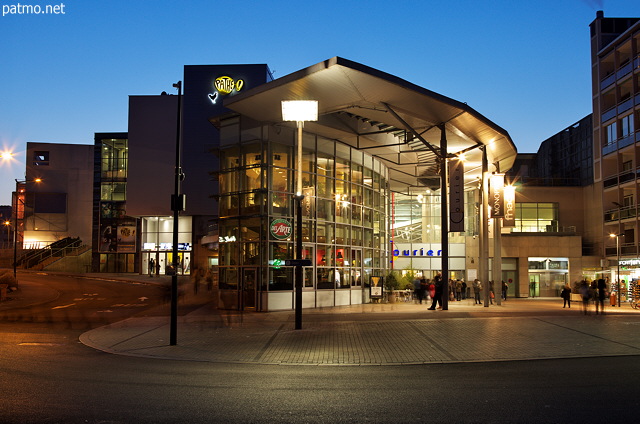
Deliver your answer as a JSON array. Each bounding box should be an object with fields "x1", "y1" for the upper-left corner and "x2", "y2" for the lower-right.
[
  {"x1": 4, "y1": 271, "x2": 640, "y2": 366},
  {"x1": 79, "y1": 288, "x2": 640, "y2": 366}
]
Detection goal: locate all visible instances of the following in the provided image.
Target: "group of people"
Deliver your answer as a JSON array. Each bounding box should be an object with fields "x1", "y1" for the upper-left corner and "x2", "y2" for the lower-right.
[
  {"x1": 562, "y1": 278, "x2": 610, "y2": 315},
  {"x1": 413, "y1": 275, "x2": 509, "y2": 309}
]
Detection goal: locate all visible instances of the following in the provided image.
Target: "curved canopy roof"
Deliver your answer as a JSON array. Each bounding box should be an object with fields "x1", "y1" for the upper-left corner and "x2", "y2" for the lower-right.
[{"x1": 224, "y1": 57, "x2": 517, "y2": 193}]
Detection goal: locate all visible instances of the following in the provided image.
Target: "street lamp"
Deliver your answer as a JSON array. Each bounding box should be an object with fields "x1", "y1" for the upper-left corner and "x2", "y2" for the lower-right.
[
  {"x1": 610, "y1": 232, "x2": 622, "y2": 307},
  {"x1": 13, "y1": 178, "x2": 42, "y2": 283},
  {"x1": 170, "y1": 81, "x2": 184, "y2": 346},
  {"x1": 281, "y1": 100, "x2": 318, "y2": 330},
  {"x1": 3, "y1": 221, "x2": 10, "y2": 248}
]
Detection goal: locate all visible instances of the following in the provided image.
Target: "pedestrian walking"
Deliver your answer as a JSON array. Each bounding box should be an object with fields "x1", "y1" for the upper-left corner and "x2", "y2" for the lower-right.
[
  {"x1": 413, "y1": 277, "x2": 423, "y2": 304},
  {"x1": 148, "y1": 257, "x2": 155, "y2": 277},
  {"x1": 428, "y1": 273, "x2": 443, "y2": 310},
  {"x1": 473, "y1": 278, "x2": 482, "y2": 305},
  {"x1": 455, "y1": 279, "x2": 463, "y2": 301},
  {"x1": 561, "y1": 283, "x2": 572, "y2": 308},
  {"x1": 502, "y1": 280, "x2": 508, "y2": 300},
  {"x1": 596, "y1": 278, "x2": 607, "y2": 315},
  {"x1": 489, "y1": 280, "x2": 494, "y2": 304},
  {"x1": 579, "y1": 280, "x2": 591, "y2": 315}
]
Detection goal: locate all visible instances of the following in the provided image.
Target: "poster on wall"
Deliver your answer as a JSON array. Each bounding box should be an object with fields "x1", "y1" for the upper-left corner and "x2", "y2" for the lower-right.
[
  {"x1": 370, "y1": 276, "x2": 383, "y2": 299},
  {"x1": 99, "y1": 223, "x2": 117, "y2": 252},
  {"x1": 117, "y1": 225, "x2": 137, "y2": 252}
]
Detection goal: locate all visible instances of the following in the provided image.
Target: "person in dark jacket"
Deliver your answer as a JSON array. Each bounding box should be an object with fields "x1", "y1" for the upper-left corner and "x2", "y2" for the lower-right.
[
  {"x1": 561, "y1": 283, "x2": 572, "y2": 308},
  {"x1": 428, "y1": 273, "x2": 443, "y2": 310}
]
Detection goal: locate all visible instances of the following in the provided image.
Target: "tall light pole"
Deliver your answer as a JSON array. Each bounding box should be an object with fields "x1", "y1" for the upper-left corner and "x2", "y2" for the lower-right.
[
  {"x1": 610, "y1": 232, "x2": 622, "y2": 307},
  {"x1": 281, "y1": 100, "x2": 318, "y2": 330},
  {"x1": 170, "y1": 81, "x2": 184, "y2": 346},
  {"x1": 13, "y1": 178, "x2": 42, "y2": 283},
  {"x1": 3, "y1": 221, "x2": 10, "y2": 249}
]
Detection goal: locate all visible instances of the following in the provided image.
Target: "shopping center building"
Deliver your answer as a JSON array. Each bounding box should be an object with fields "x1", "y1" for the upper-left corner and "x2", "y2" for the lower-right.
[
  {"x1": 207, "y1": 57, "x2": 524, "y2": 310},
  {"x1": 15, "y1": 43, "x2": 627, "y2": 309}
]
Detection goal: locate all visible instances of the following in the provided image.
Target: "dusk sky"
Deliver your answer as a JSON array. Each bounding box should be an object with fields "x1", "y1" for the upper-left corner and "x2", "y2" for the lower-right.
[{"x1": 1, "y1": 0, "x2": 639, "y2": 205}]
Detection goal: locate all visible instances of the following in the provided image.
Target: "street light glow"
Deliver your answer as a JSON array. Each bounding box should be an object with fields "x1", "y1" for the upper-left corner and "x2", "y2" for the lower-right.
[{"x1": 281, "y1": 100, "x2": 318, "y2": 123}]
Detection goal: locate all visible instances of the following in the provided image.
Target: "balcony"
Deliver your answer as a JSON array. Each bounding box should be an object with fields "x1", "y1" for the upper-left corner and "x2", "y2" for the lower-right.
[
  {"x1": 600, "y1": 73, "x2": 616, "y2": 90},
  {"x1": 618, "y1": 97, "x2": 633, "y2": 114},
  {"x1": 616, "y1": 61, "x2": 633, "y2": 80},
  {"x1": 601, "y1": 106, "x2": 617, "y2": 123},
  {"x1": 604, "y1": 204, "x2": 637, "y2": 222}
]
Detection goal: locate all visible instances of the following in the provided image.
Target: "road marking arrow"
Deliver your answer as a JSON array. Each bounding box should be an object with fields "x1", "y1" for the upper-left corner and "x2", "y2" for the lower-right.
[{"x1": 139, "y1": 297, "x2": 148, "y2": 302}]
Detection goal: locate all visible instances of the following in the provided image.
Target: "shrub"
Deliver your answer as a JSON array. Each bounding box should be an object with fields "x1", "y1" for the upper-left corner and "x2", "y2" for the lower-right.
[{"x1": 0, "y1": 270, "x2": 17, "y2": 287}]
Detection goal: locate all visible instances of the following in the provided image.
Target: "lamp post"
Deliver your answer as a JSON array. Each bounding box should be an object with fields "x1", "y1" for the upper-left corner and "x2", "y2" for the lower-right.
[
  {"x1": 13, "y1": 178, "x2": 42, "y2": 283},
  {"x1": 170, "y1": 81, "x2": 184, "y2": 346},
  {"x1": 281, "y1": 100, "x2": 318, "y2": 330},
  {"x1": 610, "y1": 233, "x2": 622, "y2": 307},
  {"x1": 3, "y1": 221, "x2": 10, "y2": 248}
]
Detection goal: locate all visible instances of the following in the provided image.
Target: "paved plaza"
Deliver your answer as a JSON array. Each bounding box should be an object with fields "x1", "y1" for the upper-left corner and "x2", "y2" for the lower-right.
[{"x1": 80, "y1": 294, "x2": 640, "y2": 366}]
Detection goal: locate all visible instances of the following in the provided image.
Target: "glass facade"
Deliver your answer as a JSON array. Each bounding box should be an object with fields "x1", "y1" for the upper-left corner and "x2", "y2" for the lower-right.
[
  {"x1": 216, "y1": 116, "x2": 389, "y2": 309},
  {"x1": 510, "y1": 202, "x2": 559, "y2": 233},
  {"x1": 96, "y1": 136, "x2": 136, "y2": 272}
]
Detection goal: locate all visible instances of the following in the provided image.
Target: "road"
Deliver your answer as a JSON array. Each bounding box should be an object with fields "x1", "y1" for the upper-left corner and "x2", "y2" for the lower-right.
[{"x1": 1, "y1": 273, "x2": 638, "y2": 423}]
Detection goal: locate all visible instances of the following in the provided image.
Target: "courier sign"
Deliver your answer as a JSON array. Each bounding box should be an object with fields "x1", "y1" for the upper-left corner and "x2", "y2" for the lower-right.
[{"x1": 270, "y1": 219, "x2": 292, "y2": 240}]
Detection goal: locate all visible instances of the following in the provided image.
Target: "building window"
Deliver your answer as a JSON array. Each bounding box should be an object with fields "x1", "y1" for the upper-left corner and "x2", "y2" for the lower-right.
[
  {"x1": 621, "y1": 114, "x2": 634, "y2": 138},
  {"x1": 512, "y1": 202, "x2": 559, "y2": 233},
  {"x1": 605, "y1": 122, "x2": 617, "y2": 145},
  {"x1": 33, "y1": 151, "x2": 49, "y2": 166}
]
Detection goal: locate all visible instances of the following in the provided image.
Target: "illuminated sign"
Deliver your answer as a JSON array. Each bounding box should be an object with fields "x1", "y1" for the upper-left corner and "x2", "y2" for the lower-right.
[
  {"x1": 503, "y1": 185, "x2": 516, "y2": 227},
  {"x1": 392, "y1": 248, "x2": 442, "y2": 257},
  {"x1": 448, "y1": 159, "x2": 464, "y2": 232},
  {"x1": 208, "y1": 75, "x2": 245, "y2": 104},
  {"x1": 270, "y1": 219, "x2": 292, "y2": 240},
  {"x1": 490, "y1": 174, "x2": 505, "y2": 218},
  {"x1": 219, "y1": 235, "x2": 236, "y2": 243},
  {"x1": 620, "y1": 259, "x2": 640, "y2": 267},
  {"x1": 269, "y1": 259, "x2": 283, "y2": 269}
]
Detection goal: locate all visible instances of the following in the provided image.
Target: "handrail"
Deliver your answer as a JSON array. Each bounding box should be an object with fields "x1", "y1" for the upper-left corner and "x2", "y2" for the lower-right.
[{"x1": 16, "y1": 237, "x2": 83, "y2": 269}]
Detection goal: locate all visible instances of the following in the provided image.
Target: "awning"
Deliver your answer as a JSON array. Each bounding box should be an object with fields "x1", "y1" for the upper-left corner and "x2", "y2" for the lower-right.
[{"x1": 223, "y1": 57, "x2": 517, "y2": 193}]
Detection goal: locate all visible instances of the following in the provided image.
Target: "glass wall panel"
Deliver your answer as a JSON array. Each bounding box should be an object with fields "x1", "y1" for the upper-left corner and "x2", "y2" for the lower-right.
[
  {"x1": 221, "y1": 147, "x2": 241, "y2": 170},
  {"x1": 317, "y1": 267, "x2": 334, "y2": 289},
  {"x1": 269, "y1": 267, "x2": 293, "y2": 290}
]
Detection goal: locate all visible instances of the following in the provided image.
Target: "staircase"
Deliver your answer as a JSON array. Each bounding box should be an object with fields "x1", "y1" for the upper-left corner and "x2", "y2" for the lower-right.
[{"x1": 17, "y1": 237, "x2": 84, "y2": 270}]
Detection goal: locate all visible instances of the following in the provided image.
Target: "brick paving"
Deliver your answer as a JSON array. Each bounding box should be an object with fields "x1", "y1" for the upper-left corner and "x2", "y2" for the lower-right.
[
  {"x1": 79, "y1": 300, "x2": 640, "y2": 366},
  {"x1": 6, "y1": 273, "x2": 640, "y2": 366}
]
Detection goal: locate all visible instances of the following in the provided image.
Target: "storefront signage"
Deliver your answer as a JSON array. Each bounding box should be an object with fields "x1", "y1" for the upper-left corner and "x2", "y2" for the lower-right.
[
  {"x1": 270, "y1": 219, "x2": 292, "y2": 240},
  {"x1": 620, "y1": 258, "x2": 640, "y2": 267},
  {"x1": 503, "y1": 185, "x2": 516, "y2": 227},
  {"x1": 448, "y1": 159, "x2": 465, "y2": 232},
  {"x1": 208, "y1": 75, "x2": 245, "y2": 104},
  {"x1": 219, "y1": 235, "x2": 236, "y2": 243},
  {"x1": 490, "y1": 174, "x2": 505, "y2": 218},
  {"x1": 392, "y1": 248, "x2": 442, "y2": 257}
]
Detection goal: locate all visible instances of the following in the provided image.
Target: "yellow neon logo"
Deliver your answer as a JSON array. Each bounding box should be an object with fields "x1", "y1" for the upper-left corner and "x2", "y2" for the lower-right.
[{"x1": 214, "y1": 76, "x2": 244, "y2": 95}]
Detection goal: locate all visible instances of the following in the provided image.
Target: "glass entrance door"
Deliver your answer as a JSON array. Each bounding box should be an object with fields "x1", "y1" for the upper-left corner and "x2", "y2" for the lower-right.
[{"x1": 241, "y1": 268, "x2": 257, "y2": 310}]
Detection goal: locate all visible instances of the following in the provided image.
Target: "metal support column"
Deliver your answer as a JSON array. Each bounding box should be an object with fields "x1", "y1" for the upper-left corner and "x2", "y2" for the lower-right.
[
  {"x1": 480, "y1": 148, "x2": 490, "y2": 307},
  {"x1": 439, "y1": 125, "x2": 449, "y2": 310}
]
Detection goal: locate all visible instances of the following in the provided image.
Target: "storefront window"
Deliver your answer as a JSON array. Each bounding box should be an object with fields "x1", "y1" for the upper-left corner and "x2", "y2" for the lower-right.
[
  {"x1": 216, "y1": 116, "x2": 390, "y2": 303},
  {"x1": 513, "y1": 203, "x2": 559, "y2": 233},
  {"x1": 269, "y1": 267, "x2": 293, "y2": 290},
  {"x1": 317, "y1": 268, "x2": 334, "y2": 289}
]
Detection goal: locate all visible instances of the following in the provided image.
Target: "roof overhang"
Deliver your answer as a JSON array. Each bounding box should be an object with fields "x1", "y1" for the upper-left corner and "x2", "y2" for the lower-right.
[{"x1": 223, "y1": 57, "x2": 517, "y2": 193}]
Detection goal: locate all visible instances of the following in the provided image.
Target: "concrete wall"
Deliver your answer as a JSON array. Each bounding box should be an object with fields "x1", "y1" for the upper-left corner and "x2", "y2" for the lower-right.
[{"x1": 25, "y1": 142, "x2": 95, "y2": 246}]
